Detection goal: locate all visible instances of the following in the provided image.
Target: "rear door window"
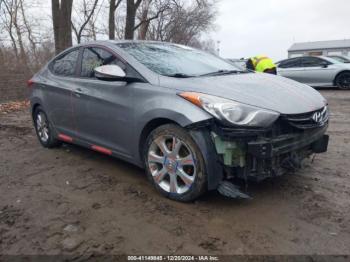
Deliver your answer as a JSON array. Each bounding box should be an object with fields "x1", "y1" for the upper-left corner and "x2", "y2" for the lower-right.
[
  {"x1": 80, "y1": 47, "x2": 125, "y2": 78},
  {"x1": 278, "y1": 58, "x2": 301, "y2": 68},
  {"x1": 301, "y1": 57, "x2": 325, "y2": 67},
  {"x1": 51, "y1": 49, "x2": 80, "y2": 76}
]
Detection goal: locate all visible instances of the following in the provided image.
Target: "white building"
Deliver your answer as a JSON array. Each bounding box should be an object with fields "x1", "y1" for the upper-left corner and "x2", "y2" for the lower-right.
[{"x1": 288, "y1": 39, "x2": 350, "y2": 58}]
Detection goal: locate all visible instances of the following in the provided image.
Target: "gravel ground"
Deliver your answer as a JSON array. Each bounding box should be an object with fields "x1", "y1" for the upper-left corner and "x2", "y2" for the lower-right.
[{"x1": 0, "y1": 90, "x2": 349, "y2": 257}]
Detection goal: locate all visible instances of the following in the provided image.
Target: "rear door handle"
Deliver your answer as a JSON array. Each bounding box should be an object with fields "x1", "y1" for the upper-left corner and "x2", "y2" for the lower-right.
[{"x1": 74, "y1": 88, "x2": 84, "y2": 97}]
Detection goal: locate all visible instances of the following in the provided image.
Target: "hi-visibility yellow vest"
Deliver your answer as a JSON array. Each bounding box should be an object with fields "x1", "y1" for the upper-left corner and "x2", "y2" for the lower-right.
[{"x1": 251, "y1": 56, "x2": 276, "y2": 72}]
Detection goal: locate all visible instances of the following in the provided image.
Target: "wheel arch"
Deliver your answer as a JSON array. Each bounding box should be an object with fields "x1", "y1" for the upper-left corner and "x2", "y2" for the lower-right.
[
  {"x1": 135, "y1": 105, "x2": 212, "y2": 164},
  {"x1": 138, "y1": 117, "x2": 178, "y2": 162},
  {"x1": 31, "y1": 103, "x2": 42, "y2": 119}
]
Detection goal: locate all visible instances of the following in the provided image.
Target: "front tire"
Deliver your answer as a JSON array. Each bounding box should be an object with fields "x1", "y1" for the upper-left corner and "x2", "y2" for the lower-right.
[
  {"x1": 33, "y1": 106, "x2": 61, "y2": 148},
  {"x1": 144, "y1": 124, "x2": 207, "y2": 202},
  {"x1": 335, "y1": 72, "x2": 350, "y2": 90}
]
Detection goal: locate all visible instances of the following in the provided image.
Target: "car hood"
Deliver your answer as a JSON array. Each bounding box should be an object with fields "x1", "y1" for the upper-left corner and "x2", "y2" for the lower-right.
[
  {"x1": 159, "y1": 73, "x2": 326, "y2": 114},
  {"x1": 335, "y1": 63, "x2": 350, "y2": 69}
]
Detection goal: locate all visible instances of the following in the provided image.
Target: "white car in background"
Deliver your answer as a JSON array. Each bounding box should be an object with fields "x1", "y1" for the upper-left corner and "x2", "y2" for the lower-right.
[{"x1": 277, "y1": 56, "x2": 350, "y2": 89}]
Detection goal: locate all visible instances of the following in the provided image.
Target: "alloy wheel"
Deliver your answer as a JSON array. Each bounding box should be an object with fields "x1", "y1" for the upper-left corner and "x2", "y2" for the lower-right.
[
  {"x1": 36, "y1": 112, "x2": 50, "y2": 143},
  {"x1": 337, "y1": 72, "x2": 350, "y2": 89},
  {"x1": 147, "y1": 135, "x2": 196, "y2": 194}
]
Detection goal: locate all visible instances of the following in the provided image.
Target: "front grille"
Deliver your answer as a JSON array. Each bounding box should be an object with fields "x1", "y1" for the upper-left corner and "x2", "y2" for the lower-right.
[
  {"x1": 282, "y1": 106, "x2": 329, "y2": 129},
  {"x1": 212, "y1": 106, "x2": 329, "y2": 140}
]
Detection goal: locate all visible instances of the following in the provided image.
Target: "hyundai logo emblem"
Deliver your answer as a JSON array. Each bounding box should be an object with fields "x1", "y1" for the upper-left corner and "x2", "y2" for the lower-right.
[{"x1": 312, "y1": 111, "x2": 322, "y2": 123}]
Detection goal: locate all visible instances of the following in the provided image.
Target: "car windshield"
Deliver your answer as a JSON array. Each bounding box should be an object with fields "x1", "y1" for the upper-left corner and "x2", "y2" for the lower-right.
[
  {"x1": 328, "y1": 56, "x2": 350, "y2": 63},
  {"x1": 322, "y1": 57, "x2": 342, "y2": 64},
  {"x1": 116, "y1": 42, "x2": 242, "y2": 77}
]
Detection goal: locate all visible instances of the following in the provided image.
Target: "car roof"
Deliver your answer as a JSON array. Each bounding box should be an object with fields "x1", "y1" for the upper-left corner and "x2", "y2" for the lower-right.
[
  {"x1": 74, "y1": 40, "x2": 177, "y2": 48},
  {"x1": 278, "y1": 55, "x2": 329, "y2": 62},
  {"x1": 277, "y1": 56, "x2": 342, "y2": 65}
]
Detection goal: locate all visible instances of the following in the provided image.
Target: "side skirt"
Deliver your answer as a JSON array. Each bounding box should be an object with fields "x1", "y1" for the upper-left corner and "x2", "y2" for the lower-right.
[{"x1": 57, "y1": 133, "x2": 136, "y2": 165}]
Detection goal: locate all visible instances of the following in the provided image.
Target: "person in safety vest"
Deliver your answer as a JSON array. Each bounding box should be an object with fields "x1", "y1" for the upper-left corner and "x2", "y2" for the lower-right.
[{"x1": 246, "y1": 55, "x2": 277, "y2": 75}]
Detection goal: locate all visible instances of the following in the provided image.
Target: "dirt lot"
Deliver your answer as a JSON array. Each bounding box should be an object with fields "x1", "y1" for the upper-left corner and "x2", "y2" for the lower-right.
[{"x1": 0, "y1": 90, "x2": 350, "y2": 257}]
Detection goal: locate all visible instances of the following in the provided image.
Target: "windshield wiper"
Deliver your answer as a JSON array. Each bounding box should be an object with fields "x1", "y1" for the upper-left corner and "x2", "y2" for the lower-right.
[
  {"x1": 199, "y1": 69, "x2": 246, "y2": 77},
  {"x1": 164, "y1": 73, "x2": 194, "y2": 78},
  {"x1": 164, "y1": 70, "x2": 247, "y2": 78}
]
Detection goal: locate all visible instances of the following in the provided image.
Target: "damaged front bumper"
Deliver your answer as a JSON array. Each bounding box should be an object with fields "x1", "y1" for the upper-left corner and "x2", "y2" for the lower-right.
[
  {"x1": 187, "y1": 108, "x2": 330, "y2": 198},
  {"x1": 247, "y1": 126, "x2": 328, "y2": 159},
  {"x1": 211, "y1": 123, "x2": 329, "y2": 182}
]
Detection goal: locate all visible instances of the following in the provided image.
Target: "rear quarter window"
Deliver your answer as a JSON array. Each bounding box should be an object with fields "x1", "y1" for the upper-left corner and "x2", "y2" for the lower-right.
[{"x1": 51, "y1": 49, "x2": 80, "y2": 76}]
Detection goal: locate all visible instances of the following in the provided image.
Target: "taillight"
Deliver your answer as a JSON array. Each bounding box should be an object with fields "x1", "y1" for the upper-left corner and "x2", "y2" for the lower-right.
[{"x1": 27, "y1": 79, "x2": 34, "y2": 88}]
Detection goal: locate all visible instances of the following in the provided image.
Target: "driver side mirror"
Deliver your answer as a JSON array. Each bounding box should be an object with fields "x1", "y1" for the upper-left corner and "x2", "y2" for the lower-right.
[
  {"x1": 320, "y1": 61, "x2": 330, "y2": 68},
  {"x1": 94, "y1": 65, "x2": 126, "y2": 81}
]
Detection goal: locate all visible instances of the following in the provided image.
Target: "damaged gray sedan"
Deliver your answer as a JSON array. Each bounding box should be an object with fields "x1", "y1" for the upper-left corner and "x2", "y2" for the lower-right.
[{"x1": 29, "y1": 41, "x2": 329, "y2": 202}]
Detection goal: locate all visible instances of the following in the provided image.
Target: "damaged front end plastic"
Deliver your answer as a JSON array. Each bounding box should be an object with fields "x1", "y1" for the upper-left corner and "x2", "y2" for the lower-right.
[
  {"x1": 189, "y1": 107, "x2": 330, "y2": 199},
  {"x1": 212, "y1": 125, "x2": 329, "y2": 182}
]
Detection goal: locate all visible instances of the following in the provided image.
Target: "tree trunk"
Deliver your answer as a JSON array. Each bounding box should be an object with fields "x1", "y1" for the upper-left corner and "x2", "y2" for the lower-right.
[
  {"x1": 109, "y1": 0, "x2": 116, "y2": 39},
  {"x1": 138, "y1": 3, "x2": 149, "y2": 40},
  {"x1": 89, "y1": 18, "x2": 97, "y2": 40},
  {"x1": 125, "y1": 0, "x2": 135, "y2": 39},
  {"x1": 59, "y1": 0, "x2": 73, "y2": 51},
  {"x1": 13, "y1": 7, "x2": 27, "y2": 65},
  {"x1": 52, "y1": 0, "x2": 73, "y2": 54},
  {"x1": 3, "y1": 0, "x2": 19, "y2": 58},
  {"x1": 19, "y1": 0, "x2": 37, "y2": 65},
  {"x1": 125, "y1": 0, "x2": 142, "y2": 40},
  {"x1": 52, "y1": 0, "x2": 60, "y2": 52}
]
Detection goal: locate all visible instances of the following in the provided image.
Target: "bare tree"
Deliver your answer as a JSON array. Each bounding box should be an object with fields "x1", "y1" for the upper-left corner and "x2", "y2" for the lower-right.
[
  {"x1": 85, "y1": 0, "x2": 105, "y2": 41},
  {"x1": 0, "y1": 0, "x2": 219, "y2": 104},
  {"x1": 12, "y1": 0, "x2": 26, "y2": 64},
  {"x1": 87, "y1": 12, "x2": 97, "y2": 40},
  {"x1": 136, "y1": 0, "x2": 151, "y2": 39},
  {"x1": 136, "y1": 0, "x2": 171, "y2": 40},
  {"x1": 71, "y1": 0, "x2": 99, "y2": 44},
  {"x1": 0, "y1": 0, "x2": 54, "y2": 70},
  {"x1": 52, "y1": 0, "x2": 73, "y2": 54},
  {"x1": 109, "y1": 0, "x2": 123, "y2": 40},
  {"x1": 125, "y1": 0, "x2": 143, "y2": 39},
  {"x1": 19, "y1": 0, "x2": 37, "y2": 63},
  {"x1": 148, "y1": 0, "x2": 217, "y2": 47},
  {"x1": 114, "y1": 4, "x2": 127, "y2": 39},
  {"x1": 0, "y1": 0, "x2": 32, "y2": 65},
  {"x1": 1, "y1": 0, "x2": 217, "y2": 60},
  {"x1": 1, "y1": 0, "x2": 19, "y2": 58}
]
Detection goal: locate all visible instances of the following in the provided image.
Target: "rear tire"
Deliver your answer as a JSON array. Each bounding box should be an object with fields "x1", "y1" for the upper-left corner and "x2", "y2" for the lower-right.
[
  {"x1": 335, "y1": 72, "x2": 350, "y2": 90},
  {"x1": 144, "y1": 124, "x2": 207, "y2": 202},
  {"x1": 33, "y1": 106, "x2": 62, "y2": 148}
]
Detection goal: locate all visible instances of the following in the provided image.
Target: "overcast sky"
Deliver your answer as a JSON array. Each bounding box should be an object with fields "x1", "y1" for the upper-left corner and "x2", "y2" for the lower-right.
[
  {"x1": 212, "y1": 0, "x2": 350, "y2": 61},
  {"x1": 24, "y1": 0, "x2": 350, "y2": 62}
]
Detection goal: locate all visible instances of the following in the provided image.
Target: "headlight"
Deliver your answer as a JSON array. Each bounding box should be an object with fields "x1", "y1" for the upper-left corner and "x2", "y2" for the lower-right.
[{"x1": 179, "y1": 92, "x2": 280, "y2": 127}]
